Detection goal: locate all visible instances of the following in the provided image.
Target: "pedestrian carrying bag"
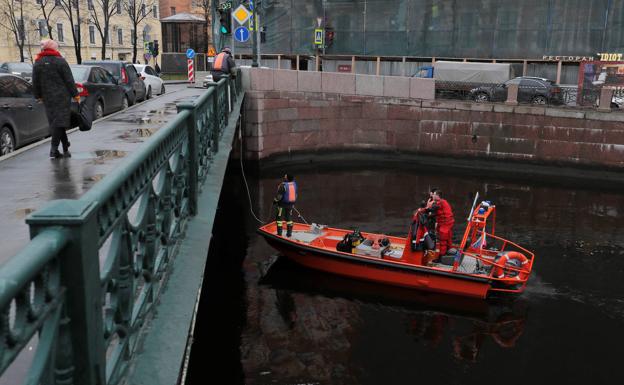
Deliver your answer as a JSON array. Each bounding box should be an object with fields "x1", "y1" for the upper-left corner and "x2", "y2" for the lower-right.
[{"x1": 70, "y1": 101, "x2": 93, "y2": 132}]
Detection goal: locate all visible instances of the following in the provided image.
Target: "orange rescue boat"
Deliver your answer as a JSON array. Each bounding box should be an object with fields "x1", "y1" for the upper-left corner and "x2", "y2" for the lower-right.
[{"x1": 258, "y1": 198, "x2": 535, "y2": 299}]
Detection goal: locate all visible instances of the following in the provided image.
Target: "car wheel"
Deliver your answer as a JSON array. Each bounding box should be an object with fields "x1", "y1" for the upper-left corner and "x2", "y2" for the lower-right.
[
  {"x1": 474, "y1": 92, "x2": 490, "y2": 103},
  {"x1": 94, "y1": 101, "x2": 104, "y2": 120},
  {"x1": 146, "y1": 86, "x2": 152, "y2": 100},
  {"x1": 122, "y1": 95, "x2": 129, "y2": 110},
  {"x1": 0, "y1": 126, "x2": 15, "y2": 156},
  {"x1": 160, "y1": 84, "x2": 166, "y2": 94},
  {"x1": 532, "y1": 95, "x2": 547, "y2": 105}
]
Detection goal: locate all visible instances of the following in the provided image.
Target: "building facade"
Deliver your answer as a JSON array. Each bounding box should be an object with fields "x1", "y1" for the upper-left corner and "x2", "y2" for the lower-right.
[
  {"x1": 0, "y1": 0, "x2": 162, "y2": 65},
  {"x1": 232, "y1": 0, "x2": 624, "y2": 59}
]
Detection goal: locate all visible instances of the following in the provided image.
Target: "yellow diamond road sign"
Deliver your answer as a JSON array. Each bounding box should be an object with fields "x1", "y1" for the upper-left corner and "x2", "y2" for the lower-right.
[{"x1": 233, "y1": 5, "x2": 252, "y2": 25}]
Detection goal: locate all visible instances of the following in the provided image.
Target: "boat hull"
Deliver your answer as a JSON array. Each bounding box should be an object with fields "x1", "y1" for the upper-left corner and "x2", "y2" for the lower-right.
[{"x1": 261, "y1": 230, "x2": 491, "y2": 299}]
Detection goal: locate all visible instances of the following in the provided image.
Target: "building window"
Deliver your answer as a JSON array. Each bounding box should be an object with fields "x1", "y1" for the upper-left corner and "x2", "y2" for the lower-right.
[
  {"x1": 116, "y1": 0, "x2": 122, "y2": 14},
  {"x1": 54, "y1": 0, "x2": 61, "y2": 5},
  {"x1": 57, "y1": 23, "x2": 64, "y2": 42},
  {"x1": 170, "y1": 7, "x2": 175, "y2": 15},
  {"x1": 131, "y1": 29, "x2": 136, "y2": 45},
  {"x1": 118, "y1": 28, "x2": 123, "y2": 45},
  {"x1": 152, "y1": 5, "x2": 157, "y2": 18},
  {"x1": 36, "y1": 0, "x2": 42, "y2": 4},
  {"x1": 38, "y1": 20, "x2": 47, "y2": 38},
  {"x1": 89, "y1": 25, "x2": 95, "y2": 44},
  {"x1": 106, "y1": 31, "x2": 111, "y2": 44},
  {"x1": 87, "y1": 0, "x2": 94, "y2": 10},
  {"x1": 17, "y1": 19, "x2": 24, "y2": 41},
  {"x1": 142, "y1": 29, "x2": 148, "y2": 42},
  {"x1": 141, "y1": 4, "x2": 146, "y2": 17}
]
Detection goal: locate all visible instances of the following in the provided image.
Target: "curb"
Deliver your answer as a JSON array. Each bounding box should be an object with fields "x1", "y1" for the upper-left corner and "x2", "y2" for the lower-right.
[{"x1": 0, "y1": 89, "x2": 174, "y2": 163}]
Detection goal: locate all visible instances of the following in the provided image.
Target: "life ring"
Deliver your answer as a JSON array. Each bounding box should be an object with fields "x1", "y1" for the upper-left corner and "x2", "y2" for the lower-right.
[{"x1": 492, "y1": 251, "x2": 530, "y2": 281}]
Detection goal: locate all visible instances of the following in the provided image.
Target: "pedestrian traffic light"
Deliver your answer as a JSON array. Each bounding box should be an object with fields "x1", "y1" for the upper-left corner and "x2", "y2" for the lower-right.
[
  {"x1": 325, "y1": 28, "x2": 335, "y2": 48},
  {"x1": 260, "y1": 25, "x2": 266, "y2": 43},
  {"x1": 153, "y1": 40, "x2": 159, "y2": 56},
  {"x1": 219, "y1": 10, "x2": 231, "y2": 35}
]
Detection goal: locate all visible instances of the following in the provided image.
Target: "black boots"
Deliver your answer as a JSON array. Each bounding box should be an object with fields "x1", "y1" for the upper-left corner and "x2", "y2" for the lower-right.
[
  {"x1": 277, "y1": 227, "x2": 282, "y2": 236},
  {"x1": 286, "y1": 224, "x2": 293, "y2": 238}
]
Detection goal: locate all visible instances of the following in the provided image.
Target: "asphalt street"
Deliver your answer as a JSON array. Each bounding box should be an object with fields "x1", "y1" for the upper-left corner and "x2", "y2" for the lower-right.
[{"x1": 0, "y1": 83, "x2": 206, "y2": 265}]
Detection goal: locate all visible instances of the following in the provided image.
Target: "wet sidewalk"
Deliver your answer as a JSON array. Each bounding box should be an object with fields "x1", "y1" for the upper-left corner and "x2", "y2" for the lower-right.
[{"x1": 0, "y1": 84, "x2": 206, "y2": 265}]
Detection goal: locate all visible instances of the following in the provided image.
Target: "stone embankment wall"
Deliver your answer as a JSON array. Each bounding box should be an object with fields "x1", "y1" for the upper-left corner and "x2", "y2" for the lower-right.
[{"x1": 242, "y1": 69, "x2": 624, "y2": 170}]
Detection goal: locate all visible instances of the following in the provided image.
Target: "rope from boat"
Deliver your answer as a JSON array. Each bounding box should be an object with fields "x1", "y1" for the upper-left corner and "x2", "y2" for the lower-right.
[
  {"x1": 293, "y1": 206, "x2": 309, "y2": 225},
  {"x1": 238, "y1": 118, "x2": 267, "y2": 224}
]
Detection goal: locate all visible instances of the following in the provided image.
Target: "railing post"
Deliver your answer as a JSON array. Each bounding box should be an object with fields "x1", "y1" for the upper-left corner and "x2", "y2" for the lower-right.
[
  {"x1": 505, "y1": 84, "x2": 519, "y2": 106},
  {"x1": 26, "y1": 200, "x2": 105, "y2": 385},
  {"x1": 177, "y1": 101, "x2": 199, "y2": 216},
  {"x1": 598, "y1": 87, "x2": 614, "y2": 111},
  {"x1": 212, "y1": 82, "x2": 220, "y2": 153}
]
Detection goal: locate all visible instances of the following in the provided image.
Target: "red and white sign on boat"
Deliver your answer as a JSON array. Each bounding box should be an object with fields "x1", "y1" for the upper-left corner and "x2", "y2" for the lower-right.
[{"x1": 187, "y1": 59, "x2": 194, "y2": 82}]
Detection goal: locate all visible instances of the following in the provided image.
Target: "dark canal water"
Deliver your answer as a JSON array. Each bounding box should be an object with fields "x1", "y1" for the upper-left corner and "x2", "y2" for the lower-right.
[{"x1": 186, "y1": 161, "x2": 624, "y2": 385}]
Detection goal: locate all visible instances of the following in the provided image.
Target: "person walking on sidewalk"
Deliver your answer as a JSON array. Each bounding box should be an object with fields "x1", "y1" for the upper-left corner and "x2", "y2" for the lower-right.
[{"x1": 32, "y1": 39, "x2": 79, "y2": 159}]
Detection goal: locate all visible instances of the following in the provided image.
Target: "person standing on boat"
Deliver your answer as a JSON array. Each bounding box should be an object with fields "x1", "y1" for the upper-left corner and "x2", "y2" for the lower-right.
[
  {"x1": 428, "y1": 189, "x2": 455, "y2": 256},
  {"x1": 273, "y1": 174, "x2": 297, "y2": 237}
]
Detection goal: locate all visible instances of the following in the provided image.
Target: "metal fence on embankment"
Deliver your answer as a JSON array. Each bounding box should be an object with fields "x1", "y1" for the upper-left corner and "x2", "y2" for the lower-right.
[{"x1": 0, "y1": 72, "x2": 242, "y2": 385}]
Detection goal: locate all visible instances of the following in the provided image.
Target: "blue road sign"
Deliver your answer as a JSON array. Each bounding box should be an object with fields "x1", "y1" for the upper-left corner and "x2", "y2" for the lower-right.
[
  {"x1": 234, "y1": 26, "x2": 250, "y2": 43},
  {"x1": 186, "y1": 48, "x2": 195, "y2": 59}
]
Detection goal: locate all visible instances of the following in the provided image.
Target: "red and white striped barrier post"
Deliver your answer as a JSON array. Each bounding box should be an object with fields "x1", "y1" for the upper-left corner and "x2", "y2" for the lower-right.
[{"x1": 187, "y1": 59, "x2": 194, "y2": 83}]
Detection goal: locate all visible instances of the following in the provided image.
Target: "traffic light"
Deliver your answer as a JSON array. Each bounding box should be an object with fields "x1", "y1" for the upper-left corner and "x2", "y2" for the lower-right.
[
  {"x1": 153, "y1": 40, "x2": 159, "y2": 56},
  {"x1": 325, "y1": 28, "x2": 335, "y2": 48},
  {"x1": 260, "y1": 26, "x2": 266, "y2": 43},
  {"x1": 218, "y1": 10, "x2": 231, "y2": 35}
]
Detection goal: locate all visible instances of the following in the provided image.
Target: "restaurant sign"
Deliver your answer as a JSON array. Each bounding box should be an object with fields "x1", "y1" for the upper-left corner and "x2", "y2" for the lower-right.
[{"x1": 542, "y1": 55, "x2": 594, "y2": 62}]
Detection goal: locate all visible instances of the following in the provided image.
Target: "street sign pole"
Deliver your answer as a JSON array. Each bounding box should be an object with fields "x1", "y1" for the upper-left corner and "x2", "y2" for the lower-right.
[
  {"x1": 231, "y1": 11, "x2": 235, "y2": 57},
  {"x1": 251, "y1": 1, "x2": 258, "y2": 67}
]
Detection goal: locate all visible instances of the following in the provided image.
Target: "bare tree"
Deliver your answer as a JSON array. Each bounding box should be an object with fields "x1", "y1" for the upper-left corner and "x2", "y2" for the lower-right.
[
  {"x1": 124, "y1": 0, "x2": 154, "y2": 63},
  {"x1": 59, "y1": 0, "x2": 83, "y2": 63},
  {"x1": 90, "y1": 0, "x2": 117, "y2": 59},
  {"x1": 35, "y1": 0, "x2": 59, "y2": 40},
  {"x1": 0, "y1": 0, "x2": 27, "y2": 61},
  {"x1": 196, "y1": 0, "x2": 212, "y2": 53}
]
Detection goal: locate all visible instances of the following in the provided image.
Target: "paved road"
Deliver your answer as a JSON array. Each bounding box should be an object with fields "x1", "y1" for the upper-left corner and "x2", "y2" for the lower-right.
[{"x1": 0, "y1": 84, "x2": 206, "y2": 265}]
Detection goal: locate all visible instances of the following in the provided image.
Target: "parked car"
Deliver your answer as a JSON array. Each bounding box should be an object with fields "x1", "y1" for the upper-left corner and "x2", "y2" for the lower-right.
[
  {"x1": 470, "y1": 76, "x2": 564, "y2": 105},
  {"x1": 0, "y1": 74, "x2": 49, "y2": 155},
  {"x1": 0, "y1": 62, "x2": 33, "y2": 82},
  {"x1": 82, "y1": 60, "x2": 146, "y2": 105},
  {"x1": 70, "y1": 65, "x2": 127, "y2": 120},
  {"x1": 132, "y1": 64, "x2": 165, "y2": 98}
]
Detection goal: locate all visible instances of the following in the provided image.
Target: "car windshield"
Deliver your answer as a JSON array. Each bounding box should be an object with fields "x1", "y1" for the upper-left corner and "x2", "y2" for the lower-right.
[
  {"x1": 134, "y1": 65, "x2": 145, "y2": 71},
  {"x1": 70, "y1": 67, "x2": 90, "y2": 81},
  {"x1": 7, "y1": 63, "x2": 32, "y2": 72},
  {"x1": 90, "y1": 63, "x2": 119, "y2": 77}
]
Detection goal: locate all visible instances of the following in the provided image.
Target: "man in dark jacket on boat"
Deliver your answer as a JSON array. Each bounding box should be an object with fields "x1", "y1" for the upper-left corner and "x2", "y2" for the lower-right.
[
  {"x1": 428, "y1": 189, "x2": 455, "y2": 256},
  {"x1": 274, "y1": 174, "x2": 297, "y2": 237}
]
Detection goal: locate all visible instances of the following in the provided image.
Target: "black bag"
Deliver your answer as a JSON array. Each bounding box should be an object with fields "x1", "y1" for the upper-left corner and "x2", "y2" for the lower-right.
[{"x1": 70, "y1": 102, "x2": 93, "y2": 132}]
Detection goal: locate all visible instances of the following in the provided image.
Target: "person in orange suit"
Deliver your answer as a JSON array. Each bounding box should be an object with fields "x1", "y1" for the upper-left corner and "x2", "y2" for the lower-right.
[{"x1": 428, "y1": 189, "x2": 454, "y2": 256}]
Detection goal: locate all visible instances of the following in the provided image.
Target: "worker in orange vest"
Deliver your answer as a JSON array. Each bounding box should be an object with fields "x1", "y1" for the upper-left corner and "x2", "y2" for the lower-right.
[
  {"x1": 273, "y1": 173, "x2": 297, "y2": 237},
  {"x1": 211, "y1": 47, "x2": 236, "y2": 82}
]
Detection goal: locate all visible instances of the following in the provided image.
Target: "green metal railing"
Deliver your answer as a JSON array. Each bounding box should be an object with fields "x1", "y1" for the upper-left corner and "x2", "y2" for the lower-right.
[{"x1": 0, "y1": 72, "x2": 242, "y2": 385}]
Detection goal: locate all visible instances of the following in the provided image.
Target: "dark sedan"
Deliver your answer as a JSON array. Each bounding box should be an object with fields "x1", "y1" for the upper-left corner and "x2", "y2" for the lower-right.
[
  {"x1": 70, "y1": 65, "x2": 127, "y2": 120},
  {"x1": 470, "y1": 76, "x2": 564, "y2": 105},
  {"x1": 0, "y1": 74, "x2": 49, "y2": 155},
  {"x1": 82, "y1": 60, "x2": 146, "y2": 106},
  {"x1": 0, "y1": 62, "x2": 33, "y2": 82}
]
